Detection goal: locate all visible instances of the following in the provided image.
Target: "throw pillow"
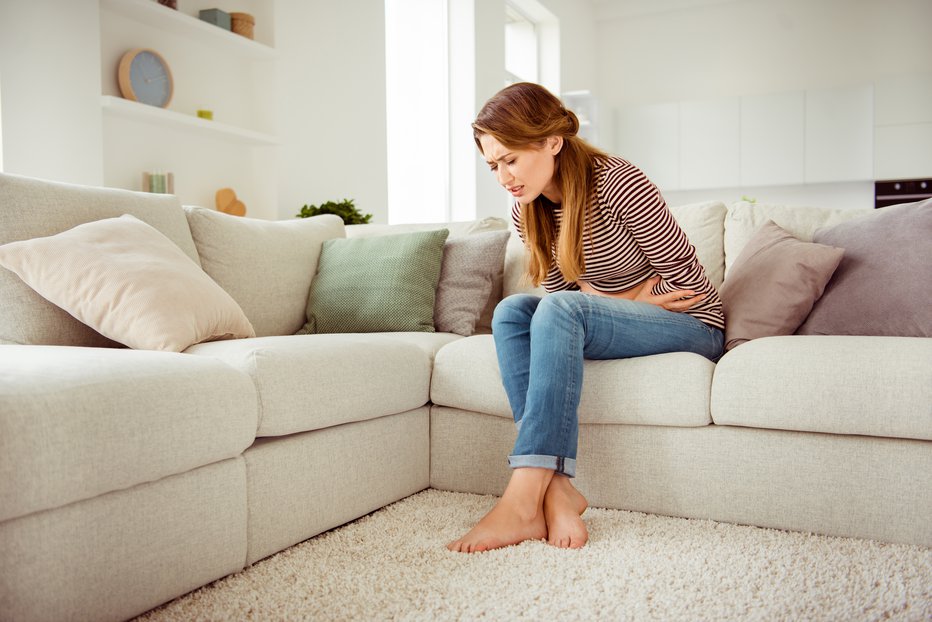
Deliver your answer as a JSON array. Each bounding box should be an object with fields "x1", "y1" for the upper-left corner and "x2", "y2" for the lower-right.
[
  {"x1": 724, "y1": 200, "x2": 869, "y2": 277},
  {"x1": 301, "y1": 229, "x2": 450, "y2": 334},
  {"x1": 796, "y1": 199, "x2": 932, "y2": 337},
  {"x1": 719, "y1": 220, "x2": 844, "y2": 351},
  {"x1": 0, "y1": 172, "x2": 199, "y2": 347},
  {"x1": 185, "y1": 207, "x2": 345, "y2": 337},
  {"x1": 0, "y1": 214, "x2": 255, "y2": 352},
  {"x1": 434, "y1": 230, "x2": 511, "y2": 336}
]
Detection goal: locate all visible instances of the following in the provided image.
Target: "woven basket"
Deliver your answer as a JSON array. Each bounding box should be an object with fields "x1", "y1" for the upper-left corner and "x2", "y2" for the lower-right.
[{"x1": 230, "y1": 12, "x2": 255, "y2": 39}]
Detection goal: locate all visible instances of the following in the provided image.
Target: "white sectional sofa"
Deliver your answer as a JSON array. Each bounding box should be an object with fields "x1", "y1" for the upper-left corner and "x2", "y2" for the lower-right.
[{"x1": 0, "y1": 172, "x2": 929, "y2": 622}]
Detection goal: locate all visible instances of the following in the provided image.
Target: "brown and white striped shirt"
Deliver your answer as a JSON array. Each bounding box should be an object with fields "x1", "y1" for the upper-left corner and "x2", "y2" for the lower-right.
[{"x1": 512, "y1": 156, "x2": 725, "y2": 330}]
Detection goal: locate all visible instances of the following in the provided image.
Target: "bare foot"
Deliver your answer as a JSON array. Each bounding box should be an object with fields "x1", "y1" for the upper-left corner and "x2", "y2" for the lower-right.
[
  {"x1": 543, "y1": 475, "x2": 588, "y2": 549},
  {"x1": 447, "y1": 468, "x2": 552, "y2": 553}
]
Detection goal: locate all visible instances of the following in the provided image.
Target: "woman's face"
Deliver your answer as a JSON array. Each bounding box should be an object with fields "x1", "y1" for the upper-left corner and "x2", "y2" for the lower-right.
[{"x1": 479, "y1": 133, "x2": 563, "y2": 205}]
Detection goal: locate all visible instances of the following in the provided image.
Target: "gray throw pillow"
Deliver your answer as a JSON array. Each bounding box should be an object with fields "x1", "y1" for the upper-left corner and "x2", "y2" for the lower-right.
[
  {"x1": 434, "y1": 230, "x2": 511, "y2": 336},
  {"x1": 301, "y1": 229, "x2": 449, "y2": 334},
  {"x1": 720, "y1": 220, "x2": 844, "y2": 351},
  {"x1": 796, "y1": 199, "x2": 932, "y2": 337}
]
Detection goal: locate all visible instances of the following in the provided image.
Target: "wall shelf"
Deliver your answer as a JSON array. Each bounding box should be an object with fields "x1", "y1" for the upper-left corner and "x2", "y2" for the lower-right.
[
  {"x1": 101, "y1": 95, "x2": 278, "y2": 146},
  {"x1": 99, "y1": 0, "x2": 277, "y2": 61}
]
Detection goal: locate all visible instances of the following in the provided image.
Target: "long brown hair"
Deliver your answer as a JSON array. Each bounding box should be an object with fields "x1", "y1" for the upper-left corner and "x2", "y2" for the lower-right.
[{"x1": 472, "y1": 82, "x2": 606, "y2": 285}]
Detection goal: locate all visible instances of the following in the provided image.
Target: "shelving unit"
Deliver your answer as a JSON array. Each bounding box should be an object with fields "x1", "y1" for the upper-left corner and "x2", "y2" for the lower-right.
[
  {"x1": 98, "y1": 0, "x2": 279, "y2": 217},
  {"x1": 101, "y1": 96, "x2": 278, "y2": 145},
  {"x1": 100, "y1": 0, "x2": 277, "y2": 60}
]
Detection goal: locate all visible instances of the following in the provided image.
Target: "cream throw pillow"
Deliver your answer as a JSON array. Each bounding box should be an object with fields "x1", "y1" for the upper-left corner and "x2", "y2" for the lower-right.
[{"x1": 0, "y1": 214, "x2": 255, "y2": 352}]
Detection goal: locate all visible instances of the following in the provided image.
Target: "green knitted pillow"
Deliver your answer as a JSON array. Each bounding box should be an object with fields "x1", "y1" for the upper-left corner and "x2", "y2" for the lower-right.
[{"x1": 301, "y1": 229, "x2": 450, "y2": 333}]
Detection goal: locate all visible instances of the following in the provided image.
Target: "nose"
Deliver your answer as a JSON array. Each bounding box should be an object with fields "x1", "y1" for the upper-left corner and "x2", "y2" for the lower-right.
[{"x1": 496, "y1": 166, "x2": 513, "y2": 188}]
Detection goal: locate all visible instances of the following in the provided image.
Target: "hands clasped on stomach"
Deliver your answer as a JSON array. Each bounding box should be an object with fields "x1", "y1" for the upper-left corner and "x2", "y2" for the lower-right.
[{"x1": 577, "y1": 275, "x2": 706, "y2": 313}]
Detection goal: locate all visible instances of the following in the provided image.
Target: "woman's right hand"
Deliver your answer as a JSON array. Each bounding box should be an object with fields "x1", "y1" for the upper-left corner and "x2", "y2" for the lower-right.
[{"x1": 579, "y1": 276, "x2": 705, "y2": 312}]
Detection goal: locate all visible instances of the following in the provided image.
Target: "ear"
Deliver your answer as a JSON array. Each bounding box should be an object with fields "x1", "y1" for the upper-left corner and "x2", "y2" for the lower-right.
[{"x1": 548, "y1": 136, "x2": 564, "y2": 155}]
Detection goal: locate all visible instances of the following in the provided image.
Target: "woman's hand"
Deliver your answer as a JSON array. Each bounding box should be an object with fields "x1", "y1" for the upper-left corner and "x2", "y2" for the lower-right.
[{"x1": 578, "y1": 276, "x2": 706, "y2": 312}]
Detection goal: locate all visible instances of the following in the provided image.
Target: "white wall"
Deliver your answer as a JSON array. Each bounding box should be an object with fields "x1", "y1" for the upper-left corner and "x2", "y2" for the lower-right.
[
  {"x1": 274, "y1": 0, "x2": 388, "y2": 221},
  {"x1": 597, "y1": 0, "x2": 932, "y2": 108},
  {"x1": 539, "y1": 0, "x2": 598, "y2": 94},
  {"x1": 0, "y1": 0, "x2": 103, "y2": 185},
  {"x1": 595, "y1": 0, "x2": 932, "y2": 209}
]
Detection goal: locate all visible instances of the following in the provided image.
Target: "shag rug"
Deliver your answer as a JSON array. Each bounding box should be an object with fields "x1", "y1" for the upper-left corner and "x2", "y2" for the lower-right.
[{"x1": 136, "y1": 489, "x2": 931, "y2": 621}]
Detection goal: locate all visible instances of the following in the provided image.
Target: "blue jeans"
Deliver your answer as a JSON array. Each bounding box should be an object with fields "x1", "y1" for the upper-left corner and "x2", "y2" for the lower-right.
[{"x1": 491, "y1": 292, "x2": 724, "y2": 478}]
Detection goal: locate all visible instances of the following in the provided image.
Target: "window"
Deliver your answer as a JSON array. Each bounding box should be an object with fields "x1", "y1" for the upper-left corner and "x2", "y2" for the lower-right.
[
  {"x1": 384, "y1": 0, "x2": 449, "y2": 224},
  {"x1": 505, "y1": 4, "x2": 538, "y2": 85}
]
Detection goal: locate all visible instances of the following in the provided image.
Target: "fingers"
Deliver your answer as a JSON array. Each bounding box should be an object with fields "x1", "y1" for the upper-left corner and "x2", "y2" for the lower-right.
[{"x1": 662, "y1": 293, "x2": 706, "y2": 311}]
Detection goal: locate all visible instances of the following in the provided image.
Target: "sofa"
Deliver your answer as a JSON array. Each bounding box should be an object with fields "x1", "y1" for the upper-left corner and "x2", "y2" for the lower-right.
[{"x1": 0, "y1": 171, "x2": 929, "y2": 622}]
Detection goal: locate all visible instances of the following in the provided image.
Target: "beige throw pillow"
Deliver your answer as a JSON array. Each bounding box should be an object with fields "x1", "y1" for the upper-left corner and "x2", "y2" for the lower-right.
[
  {"x1": 719, "y1": 220, "x2": 844, "y2": 351},
  {"x1": 185, "y1": 208, "x2": 345, "y2": 337},
  {"x1": 0, "y1": 214, "x2": 255, "y2": 352}
]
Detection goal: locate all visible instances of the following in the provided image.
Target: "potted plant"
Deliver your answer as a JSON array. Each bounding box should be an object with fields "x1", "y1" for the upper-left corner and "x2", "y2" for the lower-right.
[{"x1": 295, "y1": 198, "x2": 372, "y2": 225}]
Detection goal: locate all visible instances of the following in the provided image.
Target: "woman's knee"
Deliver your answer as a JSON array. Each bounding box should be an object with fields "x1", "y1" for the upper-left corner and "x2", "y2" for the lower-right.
[
  {"x1": 492, "y1": 294, "x2": 542, "y2": 330},
  {"x1": 532, "y1": 291, "x2": 586, "y2": 327}
]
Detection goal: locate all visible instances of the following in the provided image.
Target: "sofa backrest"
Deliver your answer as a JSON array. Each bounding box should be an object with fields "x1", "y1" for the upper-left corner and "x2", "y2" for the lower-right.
[
  {"x1": 0, "y1": 172, "x2": 199, "y2": 347},
  {"x1": 724, "y1": 201, "x2": 872, "y2": 277}
]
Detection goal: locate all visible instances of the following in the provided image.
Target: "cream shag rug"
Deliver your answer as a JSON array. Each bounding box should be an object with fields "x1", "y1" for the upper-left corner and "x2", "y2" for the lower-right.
[{"x1": 136, "y1": 489, "x2": 931, "y2": 621}]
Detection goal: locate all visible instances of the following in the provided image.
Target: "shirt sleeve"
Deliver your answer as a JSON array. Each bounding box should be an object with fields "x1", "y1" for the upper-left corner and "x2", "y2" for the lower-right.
[{"x1": 603, "y1": 163, "x2": 722, "y2": 309}]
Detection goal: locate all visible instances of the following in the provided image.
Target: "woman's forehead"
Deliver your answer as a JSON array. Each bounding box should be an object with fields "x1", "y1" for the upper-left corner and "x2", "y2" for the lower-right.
[{"x1": 479, "y1": 134, "x2": 512, "y2": 159}]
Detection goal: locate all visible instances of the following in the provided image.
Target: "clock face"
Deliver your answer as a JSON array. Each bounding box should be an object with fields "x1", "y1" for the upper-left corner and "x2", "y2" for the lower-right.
[{"x1": 119, "y1": 49, "x2": 173, "y2": 108}]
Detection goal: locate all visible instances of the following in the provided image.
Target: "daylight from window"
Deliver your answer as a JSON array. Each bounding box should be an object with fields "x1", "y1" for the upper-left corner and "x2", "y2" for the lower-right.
[
  {"x1": 384, "y1": 0, "x2": 449, "y2": 224},
  {"x1": 505, "y1": 3, "x2": 538, "y2": 85}
]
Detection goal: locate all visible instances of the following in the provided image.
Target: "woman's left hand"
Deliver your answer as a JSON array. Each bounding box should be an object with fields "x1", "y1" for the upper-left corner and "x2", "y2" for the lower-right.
[{"x1": 633, "y1": 276, "x2": 706, "y2": 312}]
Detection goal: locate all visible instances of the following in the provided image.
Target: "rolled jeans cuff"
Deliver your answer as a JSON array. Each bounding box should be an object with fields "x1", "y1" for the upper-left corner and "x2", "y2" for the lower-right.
[{"x1": 508, "y1": 454, "x2": 577, "y2": 478}]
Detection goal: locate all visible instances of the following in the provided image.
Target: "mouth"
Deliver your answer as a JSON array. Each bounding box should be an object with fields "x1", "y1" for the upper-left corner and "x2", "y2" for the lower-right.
[{"x1": 507, "y1": 185, "x2": 524, "y2": 196}]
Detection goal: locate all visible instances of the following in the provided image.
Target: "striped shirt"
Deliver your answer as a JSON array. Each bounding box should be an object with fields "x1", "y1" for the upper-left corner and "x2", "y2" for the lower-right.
[{"x1": 512, "y1": 156, "x2": 725, "y2": 330}]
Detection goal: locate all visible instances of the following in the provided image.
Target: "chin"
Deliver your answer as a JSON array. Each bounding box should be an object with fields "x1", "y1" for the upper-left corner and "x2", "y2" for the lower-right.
[{"x1": 515, "y1": 193, "x2": 540, "y2": 206}]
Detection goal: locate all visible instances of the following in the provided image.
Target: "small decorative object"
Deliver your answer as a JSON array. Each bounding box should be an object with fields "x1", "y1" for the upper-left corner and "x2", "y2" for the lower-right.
[
  {"x1": 197, "y1": 109, "x2": 214, "y2": 120},
  {"x1": 216, "y1": 187, "x2": 246, "y2": 216},
  {"x1": 199, "y1": 8, "x2": 231, "y2": 30},
  {"x1": 230, "y1": 12, "x2": 255, "y2": 39},
  {"x1": 142, "y1": 171, "x2": 174, "y2": 194},
  {"x1": 157, "y1": 0, "x2": 177, "y2": 9},
  {"x1": 296, "y1": 199, "x2": 371, "y2": 224},
  {"x1": 118, "y1": 48, "x2": 173, "y2": 108}
]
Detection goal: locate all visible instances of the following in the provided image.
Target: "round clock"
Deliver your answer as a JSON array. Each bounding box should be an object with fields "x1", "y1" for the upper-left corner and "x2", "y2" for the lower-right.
[{"x1": 117, "y1": 48, "x2": 174, "y2": 108}]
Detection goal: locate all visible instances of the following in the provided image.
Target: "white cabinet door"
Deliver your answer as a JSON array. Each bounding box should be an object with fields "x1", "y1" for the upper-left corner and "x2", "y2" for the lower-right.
[
  {"x1": 615, "y1": 102, "x2": 679, "y2": 190},
  {"x1": 873, "y1": 73, "x2": 932, "y2": 180},
  {"x1": 741, "y1": 91, "x2": 805, "y2": 186},
  {"x1": 875, "y1": 124, "x2": 932, "y2": 180},
  {"x1": 680, "y1": 98, "x2": 740, "y2": 189},
  {"x1": 805, "y1": 84, "x2": 873, "y2": 182}
]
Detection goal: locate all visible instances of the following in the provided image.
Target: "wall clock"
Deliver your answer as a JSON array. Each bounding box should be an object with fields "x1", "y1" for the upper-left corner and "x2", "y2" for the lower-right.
[{"x1": 117, "y1": 48, "x2": 174, "y2": 108}]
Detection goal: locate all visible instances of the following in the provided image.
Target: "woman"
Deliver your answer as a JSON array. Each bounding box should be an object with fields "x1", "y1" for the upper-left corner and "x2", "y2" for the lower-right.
[{"x1": 447, "y1": 83, "x2": 725, "y2": 553}]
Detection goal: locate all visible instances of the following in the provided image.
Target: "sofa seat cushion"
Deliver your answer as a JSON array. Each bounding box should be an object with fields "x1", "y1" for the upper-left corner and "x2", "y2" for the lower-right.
[
  {"x1": 431, "y1": 335, "x2": 715, "y2": 427},
  {"x1": 186, "y1": 333, "x2": 461, "y2": 438},
  {"x1": 0, "y1": 345, "x2": 258, "y2": 523},
  {"x1": 711, "y1": 336, "x2": 932, "y2": 441}
]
